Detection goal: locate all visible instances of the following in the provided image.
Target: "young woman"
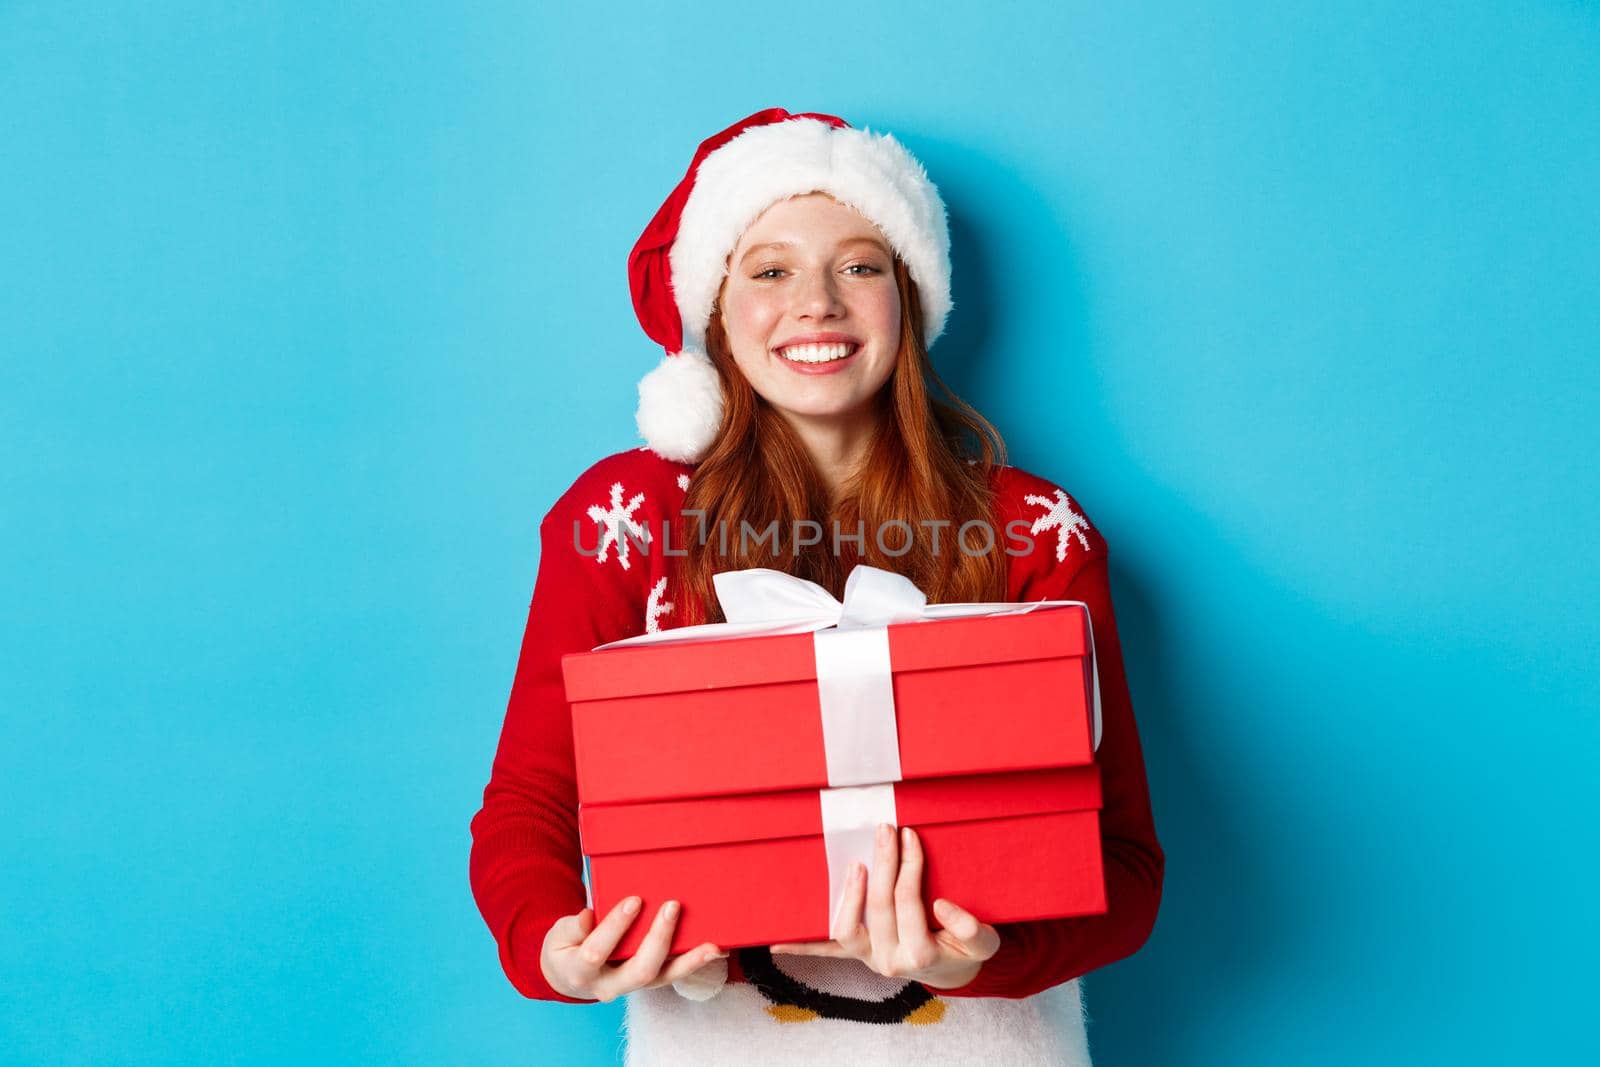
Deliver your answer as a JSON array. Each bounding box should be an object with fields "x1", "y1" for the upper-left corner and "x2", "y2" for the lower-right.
[{"x1": 469, "y1": 107, "x2": 1164, "y2": 1065}]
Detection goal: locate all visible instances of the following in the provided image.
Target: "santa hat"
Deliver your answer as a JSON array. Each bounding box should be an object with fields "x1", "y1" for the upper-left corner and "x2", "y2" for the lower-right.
[{"x1": 628, "y1": 107, "x2": 954, "y2": 463}]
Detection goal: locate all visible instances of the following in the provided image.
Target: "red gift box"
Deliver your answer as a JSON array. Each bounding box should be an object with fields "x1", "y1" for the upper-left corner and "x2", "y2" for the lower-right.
[
  {"x1": 559, "y1": 586, "x2": 1106, "y2": 960},
  {"x1": 562, "y1": 606, "x2": 1096, "y2": 806},
  {"x1": 580, "y1": 763, "x2": 1106, "y2": 959}
]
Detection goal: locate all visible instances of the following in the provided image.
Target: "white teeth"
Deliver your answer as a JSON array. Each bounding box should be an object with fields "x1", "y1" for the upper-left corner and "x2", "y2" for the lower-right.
[{"x1": 777, "y1": 342, "x2": 857, "y2": 363}]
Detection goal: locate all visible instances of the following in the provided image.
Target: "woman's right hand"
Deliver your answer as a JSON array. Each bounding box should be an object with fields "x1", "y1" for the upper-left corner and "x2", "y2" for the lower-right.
[{"x1": 540, "y1": 896, "x2": 727, "y2": 1002}]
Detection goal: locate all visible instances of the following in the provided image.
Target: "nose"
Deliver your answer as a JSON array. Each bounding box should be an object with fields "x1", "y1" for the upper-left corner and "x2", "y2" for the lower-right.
[{"x1": 795, "y1": 266, "x2": 846, "y2": 320}]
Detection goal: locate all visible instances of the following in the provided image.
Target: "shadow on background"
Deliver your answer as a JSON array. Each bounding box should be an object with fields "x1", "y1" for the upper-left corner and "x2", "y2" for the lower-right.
[{"x1": 933, "y1": 164, "x2": 1297, "y2": 1063}]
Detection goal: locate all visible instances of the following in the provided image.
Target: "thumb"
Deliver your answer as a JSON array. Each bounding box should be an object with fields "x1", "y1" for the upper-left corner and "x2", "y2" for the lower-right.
[
  {"x1": 933, "y1": 899, "x2": 1000, "y2": 958},
  {"x1": 550, "y1": 908, "x2": 596, "y2": 949}
]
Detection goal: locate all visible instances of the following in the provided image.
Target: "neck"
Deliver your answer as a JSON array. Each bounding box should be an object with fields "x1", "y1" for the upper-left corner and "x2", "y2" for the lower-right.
[{"x1": 782, "y1": 406, "x2": 883, "y2": 504}]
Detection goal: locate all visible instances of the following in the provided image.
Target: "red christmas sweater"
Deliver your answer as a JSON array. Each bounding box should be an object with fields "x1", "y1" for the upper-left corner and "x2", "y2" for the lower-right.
[{"x1": 469, "y1": 446, "x2": 1163, "y2": 1027}]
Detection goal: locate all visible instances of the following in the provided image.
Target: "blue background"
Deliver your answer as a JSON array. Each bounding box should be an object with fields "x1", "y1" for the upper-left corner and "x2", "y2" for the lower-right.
[{"x1": 4, "y1": 2, "x2": 1596, "y2": 1063}]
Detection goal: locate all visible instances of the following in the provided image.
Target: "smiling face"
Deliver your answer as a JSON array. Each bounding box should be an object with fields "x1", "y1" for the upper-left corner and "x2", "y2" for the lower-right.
[{"x1": 716, "y1": 192, "x2": 902, "y2": 433}]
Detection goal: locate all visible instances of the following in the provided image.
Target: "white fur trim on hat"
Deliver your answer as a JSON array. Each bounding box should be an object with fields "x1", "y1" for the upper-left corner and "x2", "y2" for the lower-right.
[
  {"x1": 670, "y1": 117, "x2": 953, "y2": 360},
  {"x1": 635, "y1": 347, "x2": 723, "y2": 464}
]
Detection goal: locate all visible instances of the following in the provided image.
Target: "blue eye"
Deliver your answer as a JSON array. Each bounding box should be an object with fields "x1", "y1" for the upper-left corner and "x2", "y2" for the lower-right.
[
  {"x1": 845, "y1": 264, "x2": 880, "y2": 275},
  {"x1": 754, "y1": 268, "x2": 784, "y2": 279}
]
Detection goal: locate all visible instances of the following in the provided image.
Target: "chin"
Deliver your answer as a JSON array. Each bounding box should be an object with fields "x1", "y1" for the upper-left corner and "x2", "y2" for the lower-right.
[{"x1": 775, "y1": 399, "x2": 872, "y2": 422}]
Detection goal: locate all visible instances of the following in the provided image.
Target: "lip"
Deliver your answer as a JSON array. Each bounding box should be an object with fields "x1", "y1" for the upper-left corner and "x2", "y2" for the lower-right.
[{"x1": 773, "y1": 335, "x2": 862, "y2": 376}]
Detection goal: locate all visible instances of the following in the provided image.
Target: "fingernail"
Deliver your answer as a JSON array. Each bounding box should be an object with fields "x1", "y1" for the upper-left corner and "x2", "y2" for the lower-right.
[
  {"x1": 901, "y1": 826, "x2": 913, "y2": 848},
  {"x1": 623, "y1": 896, "x2": 641, "y2": 915},
  {"x1": 877, "y1": 823, "x2": 891, "y2": 847},
  {"x1": 663, "y1": 899, "x2": 680, "y2": 918}
]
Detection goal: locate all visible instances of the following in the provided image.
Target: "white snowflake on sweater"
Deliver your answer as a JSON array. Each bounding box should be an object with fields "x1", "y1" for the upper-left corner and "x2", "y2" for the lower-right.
[
  {"x1": 1024, "y1": 487, "x2": 1093, "y2": 563},
  {"x1": 645, "y1": 576, "x2": 674, "y2": 633},
  {"x1": 677, "y1": 473, "x2": 690, "y2": 491},
  {"x1": 585, "y1": 481, "x2": 650, "y2": 570}
]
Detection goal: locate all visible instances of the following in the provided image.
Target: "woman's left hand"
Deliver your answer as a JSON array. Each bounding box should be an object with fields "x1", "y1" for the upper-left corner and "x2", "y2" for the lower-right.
[{"x1": 769, "y1": 823, "x2": 1001, "y2": 989}]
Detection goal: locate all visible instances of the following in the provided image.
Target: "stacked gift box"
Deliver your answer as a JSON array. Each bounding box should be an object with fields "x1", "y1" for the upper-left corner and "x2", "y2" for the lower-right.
[{"x1": 560, "y1": 565, "x2": 1106, "y2": 960}]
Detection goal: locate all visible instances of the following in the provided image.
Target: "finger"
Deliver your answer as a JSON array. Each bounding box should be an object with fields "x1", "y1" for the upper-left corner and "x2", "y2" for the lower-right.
[
  {"x1": 840, "y1": 861, "x2": 872, "y2": 954},
  {"x1": 769, "y1": 939, "x2": 850, "y2": 957},
  {"x1": 865, "y1": 822, "x2": 900, "y2": 964},
  {"x1": 932, "y1": 898, "x2": 1002, "y2": 960},
  {"x1": 831, "y1": 860, "x2": 869, "y2": 950},
  {"x1": 648, "y1": 942, "x2": 727, "y2": 988},
  {"x1": 609, "y1": 899, "x2": 682, "y2": 994},
  {"x1": 894, "y1": 826, "x2": 933, "y2": 950},
  {"x1": 571, "y1": 896, "x2": 642, "y2": 974}
]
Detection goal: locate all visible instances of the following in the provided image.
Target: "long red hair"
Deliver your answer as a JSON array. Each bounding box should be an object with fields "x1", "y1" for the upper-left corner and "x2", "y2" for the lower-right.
[{"x1": 678, "y1": 256, "x2": 1011, "y2": 623}]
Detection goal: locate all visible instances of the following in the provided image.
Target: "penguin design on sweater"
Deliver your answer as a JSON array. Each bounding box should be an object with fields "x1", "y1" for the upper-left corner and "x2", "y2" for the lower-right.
[{"x1": 736, "y1": 948, "x2": 947, "y2": 1026}]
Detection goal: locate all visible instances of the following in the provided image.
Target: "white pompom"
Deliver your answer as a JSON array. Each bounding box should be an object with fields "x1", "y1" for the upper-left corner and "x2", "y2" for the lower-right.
[{"x1": 635, "y1": 348, "x2": 723, "y2": 463}]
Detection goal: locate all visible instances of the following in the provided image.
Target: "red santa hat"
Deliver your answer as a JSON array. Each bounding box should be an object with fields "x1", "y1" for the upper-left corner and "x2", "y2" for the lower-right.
[{"x1": 628, "y1": 107, "x2": 954, "y2": 463}]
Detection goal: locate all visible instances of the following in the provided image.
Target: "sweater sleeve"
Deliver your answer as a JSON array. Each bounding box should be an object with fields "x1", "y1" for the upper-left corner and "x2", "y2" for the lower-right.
[
  {"x1": 468, "y1": 465, "x2": 652, "y2": 1003},
  {"x1": 933, "y1": 549, "x2": 1165, "y2": 999}
]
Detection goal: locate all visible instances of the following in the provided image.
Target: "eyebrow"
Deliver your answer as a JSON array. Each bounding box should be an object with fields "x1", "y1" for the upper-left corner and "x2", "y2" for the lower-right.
[{"x1": 738, "y1": 236, "x2": 891, "y2": 265}]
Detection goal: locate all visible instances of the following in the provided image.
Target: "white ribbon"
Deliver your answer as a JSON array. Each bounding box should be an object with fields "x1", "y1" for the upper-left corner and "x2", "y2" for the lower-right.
[
  {"x1": 817, "y1": 782, "x2": 897, "y2": 936},
  {"x1": 594, "y1": 563, "x2": 1104, "y2": 932},
  {"x1": 813, "y1": 625, "x2": 902, "y2": 786}
]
